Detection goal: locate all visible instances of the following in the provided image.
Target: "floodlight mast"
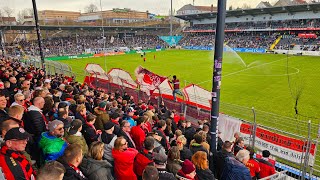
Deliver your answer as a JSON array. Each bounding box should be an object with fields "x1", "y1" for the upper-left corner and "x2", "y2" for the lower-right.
[
  {"x1": 211, "y1": 0, "x2": 227, "y2": 153},
  {"x1": 32, "y1": 0, "x2": 45, "y2": 70}
]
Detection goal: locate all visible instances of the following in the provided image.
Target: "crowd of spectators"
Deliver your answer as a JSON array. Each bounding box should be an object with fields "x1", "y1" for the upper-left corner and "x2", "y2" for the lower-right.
[
  {"x1": 5, "y1": 35, "x2": 167, "y2": 57},
  {"x1": 0, "y1": 56, "x2": 278, "y2": 179},
  {"x1": 185, "y1": 19, "x2": 320, "y2": 31}
]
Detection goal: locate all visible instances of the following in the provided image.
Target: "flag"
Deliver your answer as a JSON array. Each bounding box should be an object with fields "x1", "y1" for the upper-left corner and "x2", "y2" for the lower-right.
[
  {"x1": 135, "y1": 66, "x2": 166, "y2": 95},
  {"x1": 110, "y1": 36, "x2": 114, "y2": 43}
]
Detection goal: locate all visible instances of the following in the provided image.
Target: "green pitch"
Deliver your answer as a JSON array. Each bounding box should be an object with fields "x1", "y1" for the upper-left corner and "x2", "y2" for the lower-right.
[{"x1": 60, "y1": 49, "x2": 320, "y2": 121}]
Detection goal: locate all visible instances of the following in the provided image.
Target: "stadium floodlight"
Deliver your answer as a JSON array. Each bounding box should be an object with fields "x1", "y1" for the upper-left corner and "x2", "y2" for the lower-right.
[
  {"x1": 211, "y1": 0, "x2": 227, "y2": 153},
  {"x1": 32, "y1": 0, "x2": 45, "y2": 71}
]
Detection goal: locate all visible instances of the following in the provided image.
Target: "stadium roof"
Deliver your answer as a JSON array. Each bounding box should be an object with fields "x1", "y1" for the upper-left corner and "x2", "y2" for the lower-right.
[
  {"x1": 0, "y1": 25, "x2": 169, "y2": 31},
  {"x1": 175, "y1": 3, "x2": 320, "y2": 21}
]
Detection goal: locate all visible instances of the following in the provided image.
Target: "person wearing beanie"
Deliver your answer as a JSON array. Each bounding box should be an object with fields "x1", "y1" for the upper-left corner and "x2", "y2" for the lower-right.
[
  {"x1": 66, "y1": 119, "x2": 88, "y2": 156},
  {"x1": 100, "y1": 121, "x2": 117, "y2": 163},
  {"x1": 177, "y1": 159, "x2": 198, "y2": 180},
  {"x1": 39, "y1": 120, "x2": 68, "y2": 163},
  {"x1": 93, "y1": 101, "x2": 110, "y2": 131}
]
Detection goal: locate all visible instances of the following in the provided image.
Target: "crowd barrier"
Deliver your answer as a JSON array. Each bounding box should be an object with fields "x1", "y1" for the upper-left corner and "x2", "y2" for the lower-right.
[{"x1": 83, "y1": 63, "x2": 320, "y2": 179}]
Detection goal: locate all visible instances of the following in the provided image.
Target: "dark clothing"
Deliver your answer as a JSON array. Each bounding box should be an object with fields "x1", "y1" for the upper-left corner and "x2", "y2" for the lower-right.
[
  {"x1": 82, "y1": 123, "x2": 99, "y2": 146},
  {"x1": 166, "y1": 159, "x2": 182, "y2": 175},
  {"x1": 220, "y1": 157, "x2": 251, "y2": 180},
  {"x1": 190, "y1": 143, "x2": 209, "y2": 156},
  {"x1": 180, "y1": 146, "x2": 193, "y2": 161},
  {"x1": 118, "y1": 129, "x2": 136, "y2": 148},
  {"x1": 0, "y1": 108, "x2": 9, "y2": 123},
  {"x1": 233, "y1": 145, "x2": 243, "y2": 156},
  {"x1": 61, "y1": 161, "x2": 88, "y2": 180},
  {"x1": 184, "y1": 126, "x2": 196, "y2": 147},
  {"x1": 79, "y1": 157, "x2": 114, "y2": 180},
  {"x1": 213, "y1": 149, "x2": 235, "y2": 179},
  {"x1": 196, "y1": 168, "x2": 215, "y2": 180},
  {"x1": 157, "y1": 168, "x2": 177, "y2": 180},
  {"x1": 100, "y1": 131, "x2": 116, "y2": 145},
  {"x1": 23, "y1": 107, "x2": 46, "y2": 138}
]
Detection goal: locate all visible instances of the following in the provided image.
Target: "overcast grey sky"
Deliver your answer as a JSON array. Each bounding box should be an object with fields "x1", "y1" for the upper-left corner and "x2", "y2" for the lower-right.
[{"x1": 1, "y1": 0, "x2": 278, "y2": 16}]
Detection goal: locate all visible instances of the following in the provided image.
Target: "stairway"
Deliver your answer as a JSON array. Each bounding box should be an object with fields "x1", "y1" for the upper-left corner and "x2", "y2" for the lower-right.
[{"x1": 269, "y1": 35, "x2": 282, "y2": 50}]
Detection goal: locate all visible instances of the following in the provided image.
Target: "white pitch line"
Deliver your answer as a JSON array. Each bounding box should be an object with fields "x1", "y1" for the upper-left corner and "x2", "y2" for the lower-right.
[{"x1": 222, "y1": 57, "x2": 292, "y2": 77}]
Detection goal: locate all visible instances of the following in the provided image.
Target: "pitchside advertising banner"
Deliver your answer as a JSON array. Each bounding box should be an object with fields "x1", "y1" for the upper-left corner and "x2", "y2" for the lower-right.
[
  {"x1": 159, "y1": 36, "x2": 183, "y2": 46},
  {"x1": 219, "y1": 114, "x2": 316, "y2": 166},
  {"x1": 183, "y1": 46, "x2": 266, "y2": 53}
]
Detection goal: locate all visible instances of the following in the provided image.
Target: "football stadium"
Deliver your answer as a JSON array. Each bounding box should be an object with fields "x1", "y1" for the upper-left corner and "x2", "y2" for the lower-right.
[{"x1": 1, "y1": 0, "x2": 320, "y2": 179}]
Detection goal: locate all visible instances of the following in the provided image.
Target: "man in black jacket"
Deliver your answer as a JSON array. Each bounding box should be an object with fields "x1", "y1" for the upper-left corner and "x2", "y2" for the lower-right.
[
  {"x1": 212, "y1": 141, "x2": 235, "y2": 179},
  {"x1": 23, "y1": 97, "x2": 46, "y2": 138},
  {"x1": 118, "y1": 120, "x2": 136, "y2": 148}
]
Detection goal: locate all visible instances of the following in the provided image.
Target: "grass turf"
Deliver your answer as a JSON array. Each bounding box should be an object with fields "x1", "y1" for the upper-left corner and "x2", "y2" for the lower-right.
[{"x1": 60, "y1": 49, "x2": 320, "y2": 120}]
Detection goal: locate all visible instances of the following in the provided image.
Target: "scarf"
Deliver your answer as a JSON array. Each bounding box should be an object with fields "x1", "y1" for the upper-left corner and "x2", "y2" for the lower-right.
[
  {"x1": 68, "y1": 163, "x2": 86, "y2": 179},
  {"x1": 1, "y1": 145, "x2": 35, "y2": 180}
]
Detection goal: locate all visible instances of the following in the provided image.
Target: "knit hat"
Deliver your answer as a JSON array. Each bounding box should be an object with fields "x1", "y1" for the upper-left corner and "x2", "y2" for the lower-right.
[
  {"x1": 99, "y1": 101, "x2": 107, "y2": 109},
  {"x1": 69, "y1": 119, "x2": 82, "y2": 135},
  {"x1": 103, "y1": 121, "x2": 114, "y2": 131},
  {"x1": 181, "y1": 159, "x2": 196, "y2": 174},
  {"x1": 48, "y1": 120, "x2": 64, "y2": 132},
  {"x1": 4, "y1": 127, "x2": 30, "y2": 141}
]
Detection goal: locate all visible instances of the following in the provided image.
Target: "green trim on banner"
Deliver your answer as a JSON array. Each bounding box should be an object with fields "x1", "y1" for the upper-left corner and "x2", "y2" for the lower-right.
[{"x1": 45, "y1": 54, "x2": 94, "y2": 61}]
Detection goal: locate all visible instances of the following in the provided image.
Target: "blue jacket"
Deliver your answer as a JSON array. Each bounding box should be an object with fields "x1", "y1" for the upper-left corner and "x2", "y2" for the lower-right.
[{"x1": 220, "y1": 157, "x2": 251, "y2": 180}]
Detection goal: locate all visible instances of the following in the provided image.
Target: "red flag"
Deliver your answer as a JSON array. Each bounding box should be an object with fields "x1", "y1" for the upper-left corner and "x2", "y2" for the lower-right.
[{"x1": 135, "y1": 66, "x2": 166, "y2": 95}]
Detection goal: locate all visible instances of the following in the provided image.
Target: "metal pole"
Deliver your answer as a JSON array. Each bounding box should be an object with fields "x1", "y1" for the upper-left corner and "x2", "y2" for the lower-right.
[
  {"x1": 302, "y1": 120, "x2": 312, "y2": 180},
  {"x1": 0, "y1": 30, "x2": 5, "y2": 57},
  {"x1": 170, "y1": 0, "x2": 173, "y2": 37},
  {"x1": 309, "y1": 124, "x2": 320, "y2": 178},
  {"x1": 252, "y1": 107, "x2": 257, "y2": 148},
  {"x1": 32, "y1": 0, "x2": 45, "y2": 70},
  {"x1": 210, "y1": 0, "x2": 227, "y2": 153}
]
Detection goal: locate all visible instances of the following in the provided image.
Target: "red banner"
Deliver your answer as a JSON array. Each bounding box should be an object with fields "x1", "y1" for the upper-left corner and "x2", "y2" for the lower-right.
[{"x1": 135, "y1": 66, "x2": 167, "y2": 95}]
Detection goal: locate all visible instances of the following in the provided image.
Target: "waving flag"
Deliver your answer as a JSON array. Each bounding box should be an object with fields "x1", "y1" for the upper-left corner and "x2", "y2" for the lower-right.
[{"x1": 135, "y1": 66, "x2": 166, "y2": 95}]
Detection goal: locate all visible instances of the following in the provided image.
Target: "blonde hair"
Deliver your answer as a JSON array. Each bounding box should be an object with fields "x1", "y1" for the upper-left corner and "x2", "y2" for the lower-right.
[
  {"x1": 8, "y1": 105, "x2": 24, "y2": 117},
  {"x1": 88, "y1": 141, "x2": 104, "y2": 160},
  {"x1": 76, "y1": 104, "x2": 86, "y2": 113}
]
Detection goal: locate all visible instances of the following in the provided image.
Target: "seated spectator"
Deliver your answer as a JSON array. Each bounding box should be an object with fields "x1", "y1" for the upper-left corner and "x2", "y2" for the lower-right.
[
  {"x1": 80, "y1": 141, "x2": 114, "y2": 180},
  {"x1": 0, "y1": 93, "x2": 9, "y2": 123},
  {"x1": 82, "y1": 113, "x2": 99, "y2": 146},
  {"x1": 245, "y1": 146, "x2": 260, "y2": 180},
  {"x1": 221, "y1": 149, "x2": 251, "y2": 180},
  {"x1": 184, "y1": 120, "x2": 196, "y2": 147},
  {"x1": 166, "y1": 146, "x2": 182, "y2": 176},
  {"x1": 93, "y1": 101, "x2": 109, "y2": 131},
  {"x1": 142, "y1": 166, "x2": 159, "y2": 180},
  {"x1": 66, "y1": 119, "x2": 88, "y2": 156},
  {"x1": 177, "y1": 135, "x2": 193, "y2": 161},
  {"x1": 0, "y1": 127, "x2": 36, "y2": 180},
  {"x1": 37, "y1": 161, "x2": 66, "y2": 180},
  {"x1": 39, "y1": 120, "x2": 68, "y2": 162},
  {"x1": 191, "y1": 151, "x2": 215, "y2": 180},
  {"x1": 59, "y1": 144, "x2": 87, "y2": 180},
  {"x1": 10, "y1": 92, "x2": 26, "y2": 109},
  {"x1": 0, "y1": 119, "x2": 19, "y2": 144},
  {"x1": 112, "y1": 136, "x2": 138, "y2": 180},
  {"x1": 177, "y1": 159, "x2": 198, "y2": 180},
  {"x1": 257, "y1": 150, "x2": 276, "y2": 178}
]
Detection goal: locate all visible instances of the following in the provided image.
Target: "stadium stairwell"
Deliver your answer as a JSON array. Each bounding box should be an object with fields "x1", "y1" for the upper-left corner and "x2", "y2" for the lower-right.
[{"x1": 269, "y1": 35, "x2": 282, "y2": 50}]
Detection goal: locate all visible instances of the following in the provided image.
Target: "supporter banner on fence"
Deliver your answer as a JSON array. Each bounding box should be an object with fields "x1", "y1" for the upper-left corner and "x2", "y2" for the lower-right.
[
  {"x1": 183, "y1": 46, "x2": 266, "y2": 53},
  {"x1": 45, "y1": 53, "x2": 94, "y2": 61},
  {"x1": 135, "y1": 66, "x2": 167, "y2": 96},
  {"x1": 219, "y1": 114, "x2": 315, "y2": 165},
  {"x1": 183, "y1": 84, "x2": 211, "y2": 110},
  {"x1": 159, "y1": 36, "x2": 183, "y2": 46},
  {"x1": 108, "y1": 68, "x2": 137, "y2": 89}
]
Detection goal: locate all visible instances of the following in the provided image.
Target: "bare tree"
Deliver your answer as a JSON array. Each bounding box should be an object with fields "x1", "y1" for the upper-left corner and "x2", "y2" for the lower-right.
[
  {"x1": 17, "y1": 8, "x2": 34, "y2": 24},
  {"x1": 2, "y1": 6, "x2": 14, "y2": 17},
  {"x1": 84, "y1": 3, "x2": 98, "y2": 13},
  {"x1": 241, "y1": 3, "x2": 252, "y2": 9}
]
